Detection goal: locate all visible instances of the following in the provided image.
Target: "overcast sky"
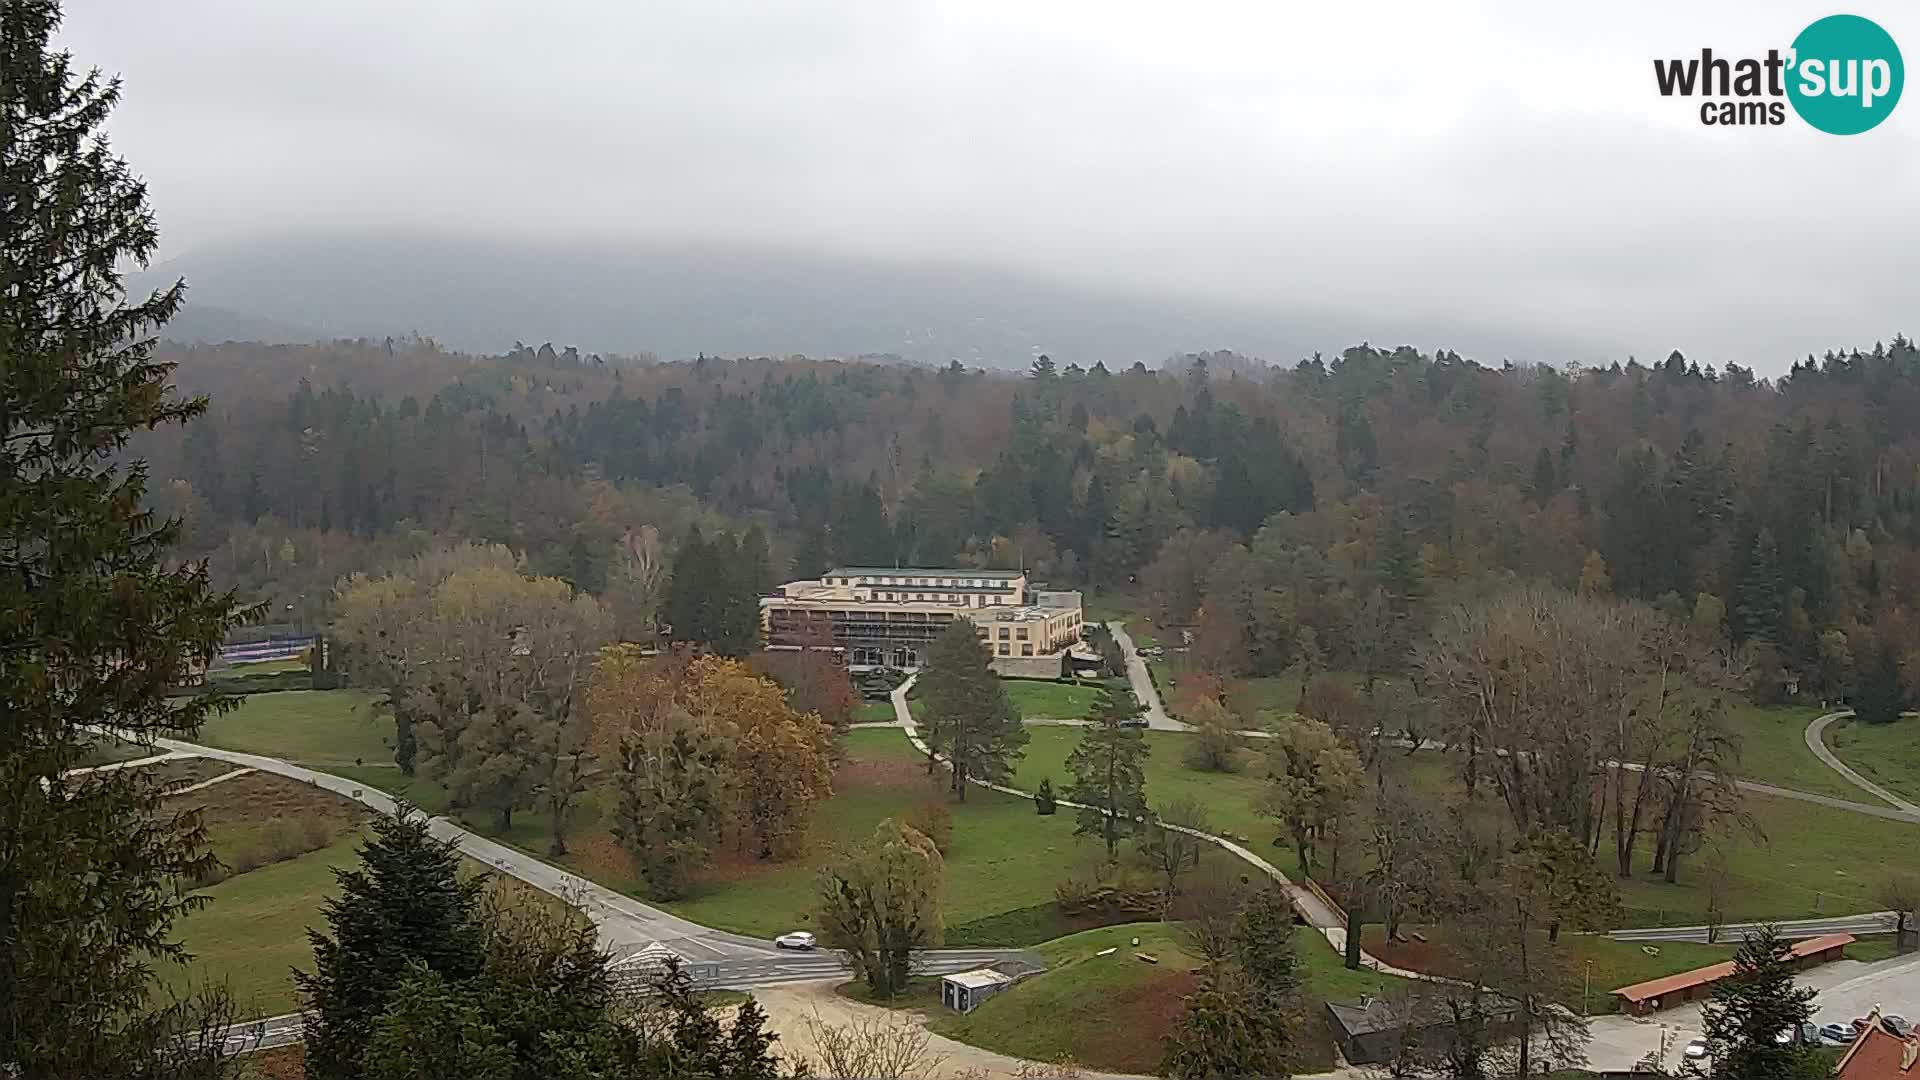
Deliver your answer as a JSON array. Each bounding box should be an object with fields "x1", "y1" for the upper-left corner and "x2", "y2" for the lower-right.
[{"x1": 58, "y1": 1, "x2": 1920, "y2": 373}]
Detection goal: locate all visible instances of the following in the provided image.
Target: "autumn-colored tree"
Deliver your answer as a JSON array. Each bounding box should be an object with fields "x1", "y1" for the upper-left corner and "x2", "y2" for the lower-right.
[
  {"x1": 683, "y1": 656, "x2": 834, "y2": 859},
  {"x1": 1506, "y1": 827, "x2": 1618, "y2": 943},
  {"x1": 748, "y1": 637, "x2": 859, "y2": 732},
  {"x1": 1257, "y1": 715, "x2": 1363, "y2": 873},
  {"x1": 815, "y1": 820, "x2": 945, "y2": 999},
  {"x1": 1181, "y1": 697, "x2": 1244, "y2": 773}
]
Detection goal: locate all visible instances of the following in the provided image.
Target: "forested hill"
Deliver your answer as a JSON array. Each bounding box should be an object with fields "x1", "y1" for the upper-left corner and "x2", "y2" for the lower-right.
[
  {"x1": 144, "y1": 337, "x2": 1920, "y2": 703},
  {"x1": 135, "y1": 233, "x2": 1593, "y2": 367}
]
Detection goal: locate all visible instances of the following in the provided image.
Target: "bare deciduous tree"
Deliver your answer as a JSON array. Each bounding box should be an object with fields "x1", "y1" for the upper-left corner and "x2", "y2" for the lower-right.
[{"x1": 802, "y1": 1008, "x2": 944, "y2": 1080}]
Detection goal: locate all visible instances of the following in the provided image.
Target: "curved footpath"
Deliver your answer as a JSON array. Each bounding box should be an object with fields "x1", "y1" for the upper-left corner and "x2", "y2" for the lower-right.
[
  {"x1": 886, "y1": 676, "x2": 1426, "y2": 982},
  {"x1": 1805, "y1": 709, "x2": 1920, "y2": 815}
]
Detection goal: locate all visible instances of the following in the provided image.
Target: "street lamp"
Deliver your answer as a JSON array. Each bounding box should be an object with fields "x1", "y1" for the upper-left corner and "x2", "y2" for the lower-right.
[{"x1": 1584, "y1": 959, "x2": 1593, "y2": 1017}]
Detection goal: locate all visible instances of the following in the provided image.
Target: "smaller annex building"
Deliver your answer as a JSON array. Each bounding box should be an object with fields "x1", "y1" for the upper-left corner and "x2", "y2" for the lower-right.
[{"x1": 1610, "y1": 933, "x2": 1853, "y2": 1016}]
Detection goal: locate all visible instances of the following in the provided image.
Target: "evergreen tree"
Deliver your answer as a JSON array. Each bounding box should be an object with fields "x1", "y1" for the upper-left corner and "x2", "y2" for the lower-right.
[
  {"x1": 1232, "y1": 888, "x2": 1302, "y2": 1007},
  {"x1": 1854, "y1": 640, "x2": 1907, "y2": 725},
  {"x1": 1, "y1": 3, "x2": 247, "y2": 1073},
  {"x1": 1378, "y1": 509, "x2": 1423, "y2": 610},
  {"x1": 1733, "y1": 529, "x2": 1786, "y2": 645},
  {"x1": 296, "y1": 809, "x2": 487, "y2": 1079},
  {"x1": 1063, "y1": 689, "x2": 1150, "y2": 859},
  {"x1": 917, "y1": 621, "x2": 1027, "y2": 801},
  {"x1": 1699, "y1": 926, "x2": 1823, "y2": 1080},
  {"x1": 1530, "y1": 446, "x2": 1557, "y2": 507},
  {"x1": 1034, "y1": 776, "x2": 1058, "y2": 815},
  {"x1": 663, "y1": 525, "x2": 711, "y2": 644}
]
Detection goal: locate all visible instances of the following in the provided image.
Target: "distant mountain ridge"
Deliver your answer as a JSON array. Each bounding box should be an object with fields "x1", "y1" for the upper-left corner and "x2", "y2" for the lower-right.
[{"x1": 136, "y1": 232, "x2": 1594, "y2": 369}]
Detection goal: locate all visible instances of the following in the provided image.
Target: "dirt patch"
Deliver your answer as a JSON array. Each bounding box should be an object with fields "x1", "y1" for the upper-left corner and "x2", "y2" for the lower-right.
[
  {"x1": 150, "y1": 758, "x2": 236, "y2": 789},
  {"x1": 1361, "y1": 926, "x2": 1457, "y2": 979},
  {"x1": 1078, "y1": 968, "x2": 1195, "y2": 1074},
  {"x1": 754, "y1": 980, "x2": 1150, "y2": 1080},
  {"x1": 242, "y1": 1044, "x2": 304, "y2": 1079},
  {"x1": 194, "y1": 772, "x2": 365, "y2": 833}
]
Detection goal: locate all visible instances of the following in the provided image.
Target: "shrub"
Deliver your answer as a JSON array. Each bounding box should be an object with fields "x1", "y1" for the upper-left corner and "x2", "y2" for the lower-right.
[
  {"x1": 904, "y1": 802, "x2": 953, "y2": 852},
  {"x1": 1035, "y1": 777, "x2": 1058, "y2": 815}
]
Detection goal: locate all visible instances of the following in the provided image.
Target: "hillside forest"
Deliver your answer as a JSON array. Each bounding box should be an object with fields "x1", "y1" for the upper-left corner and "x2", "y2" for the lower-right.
[{"x1": 141, "y1": 337, "x2": 1920, "y2": 713}]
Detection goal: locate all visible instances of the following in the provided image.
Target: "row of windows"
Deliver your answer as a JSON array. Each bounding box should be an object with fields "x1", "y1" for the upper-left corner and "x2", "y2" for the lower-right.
[
  {"x1": 832, "y1": 575, "x2": 1013, "y2": 588},
  {"x1": 993, "y1": 626, "x2": 1031, "y2": 640},
  {"x1": 994, "y1": 643, "x2": 1037, "y2": 656},
  {"x1": 875, "y1": 591, "x2": 1010, "y2": 606}
]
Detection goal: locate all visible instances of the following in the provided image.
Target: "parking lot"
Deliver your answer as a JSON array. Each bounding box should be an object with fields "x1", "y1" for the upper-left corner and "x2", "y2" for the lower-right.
[{"x1": 1586, "y1": 951, "x2": 1920, "y2": 1073}]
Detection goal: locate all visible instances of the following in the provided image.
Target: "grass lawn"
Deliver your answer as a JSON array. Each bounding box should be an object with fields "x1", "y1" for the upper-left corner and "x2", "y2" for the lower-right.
[
  {"x1": 928, "y1": 922, "x2": 1199, "y2": 1074},
  {"x1": 1727, "y1": 704, "x2": 1859, "y2": 799},
  {"x1": 195, "y1": 690, "x2": 391, "y2": 767},
  {"x1": 930, "y1": 920, "x2": 1405, "y2": 1074},
  {"x1": 1003, "y1": 678, "x2": 1121, "y2": 720},
  {"x1": 166, "y1": 833, "x2": 363, "y2": 1015},
  {"x1": 1607, "y1": 784, "x2": 1918, "y2": 925},
  {"x1": 1016, "y1": 724, "x2": 1917, "y2": 925},
  {"x1": 659, "y1": 744, "x2": 1106, "y2": 939},
  {"x1": 354, "y1": 727, "x2": 1121, "y2": 944},
  {"x1": 1824, "y1": 715, "x2": 1920, "y2": 804},
  {"x1": 1013, "y1": 726, "x2": 1312, "y2": 879},
  {"x1": 1081, "y1": 589, "x2": 1141, "y2": 626},
  {"x1": 852, "y1": 699, "x2": 898, "y2": 724},
  {"x1": 1363, "y1": 926, "x2": 1736, "y2": 1014},
  {"x1": 167, "y1": 826, "x2": 589, "y2": 1017}
]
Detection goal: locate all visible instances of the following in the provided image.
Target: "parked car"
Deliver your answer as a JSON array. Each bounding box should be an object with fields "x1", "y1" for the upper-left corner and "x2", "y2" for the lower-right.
[
  {"x1": 1683, "y1": 1039, "x2": 1710, "y2": 1061},
  {"x1": 1882, "y1": 1014, "x2": 1912, "y2": 1038},
  {"x1": 1818, "y1": 1023, "x2": 1857, "y2": 1046},
  {"x1": 1775, "y1": 1023, "x2": 1821, "y2": 1046},
  {"x1": 773, "y1": 931, "x2": 816, "y2": 950}
]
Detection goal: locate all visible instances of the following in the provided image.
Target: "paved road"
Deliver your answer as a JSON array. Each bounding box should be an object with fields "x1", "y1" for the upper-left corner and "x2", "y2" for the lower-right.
[
  {"x1": 153, "y1": 735, "x2": 776, "y2": 962},
  {"x1": 1806, "y1": 710, "x2": 1920, "y2": 814},
  {"x1": 1609, "y1": 912, "x2": 1899, "y2": 944},
  {"x1": 228, "y1": 948, "x2": 1042, "y2": 1053},
  {"x1": 1108, "y1": 621, "x2": 1185, "y2": 731}
]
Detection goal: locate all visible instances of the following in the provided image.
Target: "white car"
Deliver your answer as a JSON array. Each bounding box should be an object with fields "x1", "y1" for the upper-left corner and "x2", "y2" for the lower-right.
[
  {"x1": 1683, "y1": 1038, "x2": 1710, "y2": 1061},
  {"x1": 773, "y1": 931, "x2": 816, "y2": 950}
]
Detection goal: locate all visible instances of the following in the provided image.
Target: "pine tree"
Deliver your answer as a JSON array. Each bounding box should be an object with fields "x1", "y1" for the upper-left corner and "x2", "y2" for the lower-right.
[
  {"x1": 1732, "y1": 529, "x2": 1786, "y2": 645},
  {"x1": 1035, "y1": 776, "x2": 1058, "y2": 815},
  {"x1": 1, "y1": 3, "x2": 248, "y2": 1072},
  {"x1": 296, "y1": 808, "x2": 487, "y2": 1080},
  {"x1": 1378, "y1": 509, "x2": 1424, "y2": 610},
  {"x1": 1530, "y1": 446, "x2": 1557, "y2": 507},
  {"x1": 917, "y1": 621, "x2": 1027, "y2": 801},
  {"x1": 1064, "y1": 689, "x2": 1150, "y2": 859},
  {"x1": 1700, "y1": 926, "x2": 1823, "y2": 1079}
]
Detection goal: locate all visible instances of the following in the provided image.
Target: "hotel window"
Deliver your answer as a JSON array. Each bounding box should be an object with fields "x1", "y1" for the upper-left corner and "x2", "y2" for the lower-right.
[
  {"x1": 1016, "y1": 628, "x2": 1029, "y2": 640},
  {"x1": 1021, "y1": 644, "x2": 1034, "y2": 656},
  {"x1": 997, "y1": 644, "x2": 1009, "y2": 656},
  {"x1": 997, "y1": 627, "x2": 1009, "y2": 639}
]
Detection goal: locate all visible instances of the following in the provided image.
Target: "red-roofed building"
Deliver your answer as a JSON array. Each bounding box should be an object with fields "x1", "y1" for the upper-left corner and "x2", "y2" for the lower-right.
[
  {"x1": 1836, "y1": 1010, "x2": 1920, "y2": 1080},
  {"x1": 1610, "y1": 934, "x2": 1854, "y2": 1016}
]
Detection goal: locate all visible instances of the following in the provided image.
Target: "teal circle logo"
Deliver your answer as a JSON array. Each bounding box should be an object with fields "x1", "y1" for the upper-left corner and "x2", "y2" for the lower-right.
[{"x1": 1787, "y1": 14, "x2": 1903, "y2": 134}]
